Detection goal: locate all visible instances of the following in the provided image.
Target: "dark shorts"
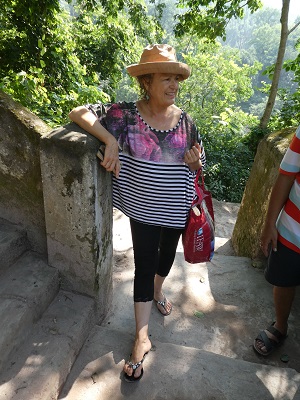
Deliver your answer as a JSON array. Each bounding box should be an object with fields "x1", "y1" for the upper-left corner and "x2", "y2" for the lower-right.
[{"x1": 264, "y1": 241, "x2": 300, "y2": 287}]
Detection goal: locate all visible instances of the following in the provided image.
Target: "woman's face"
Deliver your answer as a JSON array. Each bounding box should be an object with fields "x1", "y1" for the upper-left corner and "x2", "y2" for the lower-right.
[{"x1": 146, "y1": 73, "x2": 182, "y2": 106}]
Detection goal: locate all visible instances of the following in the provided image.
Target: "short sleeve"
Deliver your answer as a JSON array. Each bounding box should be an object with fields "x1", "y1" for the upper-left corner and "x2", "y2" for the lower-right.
[{"x1": 280, "y1": 126, "x2": 300, "y2": 176}]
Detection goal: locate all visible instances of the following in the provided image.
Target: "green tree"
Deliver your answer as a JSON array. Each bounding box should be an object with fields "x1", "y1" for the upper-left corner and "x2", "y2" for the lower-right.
[
  {"x1": 270, "y1": 38, "x2": 300, "y2": 128},
  {"x1": 223, "y1": 6, "x2": 299, "y2": 120},
  {"x1": 0, "y1": 0, "x2": 162, "y2": 126},
  {"x1": 259, "y1": 0, "x2": 300, "y2": 129},
  {"x1": 176, "y1": 39, "x2": 260, "y2": 201},
  {"x1": 174, "y1": 0, "x2": 262, "y2": 40}
]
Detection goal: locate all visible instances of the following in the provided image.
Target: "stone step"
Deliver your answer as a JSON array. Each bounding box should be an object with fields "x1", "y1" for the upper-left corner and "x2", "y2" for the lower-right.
[
  {"x1": 0, "y1": 218, "x2": 30, "y2": 275},
  {"x1": 59, "y1": 325, "x2": 300, "y2": 400},
  {"x1": 0, "y1": 251, "x2": 59, "y2": 371},
  {"x1": 0, "y1": 290, "x2": 95, "y2": 400},
  {"x1": 105, "y1": 249, "x2": 300, "y2": 372}
]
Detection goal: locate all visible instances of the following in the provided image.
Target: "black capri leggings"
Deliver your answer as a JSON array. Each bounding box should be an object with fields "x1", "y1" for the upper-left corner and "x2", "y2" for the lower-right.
[{"x1": 130, "y1": 218, "x2": 183, "y2": 302}]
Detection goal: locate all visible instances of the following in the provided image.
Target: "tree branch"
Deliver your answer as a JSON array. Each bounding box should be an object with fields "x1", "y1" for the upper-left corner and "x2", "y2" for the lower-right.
[{"x1": 288, "y1": 20, "x2": 300, "y2": 35}]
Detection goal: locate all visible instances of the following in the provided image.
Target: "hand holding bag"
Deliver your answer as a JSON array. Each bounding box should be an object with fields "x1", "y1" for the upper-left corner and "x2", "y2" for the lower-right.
[{"x1": 182, "y1": 168, "x2": 215, "y2": 264}]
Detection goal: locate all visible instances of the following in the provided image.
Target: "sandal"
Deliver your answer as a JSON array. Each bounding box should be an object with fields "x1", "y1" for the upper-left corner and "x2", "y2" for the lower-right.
[
  {"x1": 253, "y1": 322, "x2": 288, "y2": 356},
  {"x1": 124, "y1": 352, "x2": 148, "y2": 382},
  {"x1": 154, "y1": 296, "x2": 172, "y2": 316}
]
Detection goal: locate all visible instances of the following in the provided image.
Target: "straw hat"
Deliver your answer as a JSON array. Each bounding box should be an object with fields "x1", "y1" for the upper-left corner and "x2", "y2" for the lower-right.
[{"x1": 126, "y1": 44, "x2": 190, "y2": 80}]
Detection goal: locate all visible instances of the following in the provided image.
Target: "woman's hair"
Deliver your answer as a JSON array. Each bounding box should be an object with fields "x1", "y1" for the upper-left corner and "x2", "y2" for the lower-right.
[{"x1": 136, "y1": 74, "x2": 153, "y2": 100}]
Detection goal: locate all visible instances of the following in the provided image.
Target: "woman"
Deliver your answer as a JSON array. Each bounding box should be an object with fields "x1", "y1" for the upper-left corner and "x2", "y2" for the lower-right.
[{"x1": 69, "y1": 44, "x2": 206, "y2": 382}]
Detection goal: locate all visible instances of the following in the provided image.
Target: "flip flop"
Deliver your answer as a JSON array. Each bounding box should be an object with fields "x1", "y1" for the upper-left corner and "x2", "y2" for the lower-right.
[
  {"x1": 124, "y1": 352, "x2": 148, "y2": 382},
  {"x1": 154, "y1": 296, "x2": 172, "y2": 316},
  {"x1": 253, "y1": 322, "x2": 288, "y2": 356}
]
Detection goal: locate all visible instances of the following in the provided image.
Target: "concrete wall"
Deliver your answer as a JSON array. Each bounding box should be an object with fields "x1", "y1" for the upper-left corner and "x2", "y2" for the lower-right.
[
  {"x1": 232, "y1": 126, "x2": 296, "y2": 262},
  {"x1": 40, "y1": 124, "x2": 113, "y2": 320},
  {"x1": 0, "y1": 91, "x2": 113, "y2": 321},
  {"x1": 0, "y1": 91, "x2": 50, "y2": 254}
]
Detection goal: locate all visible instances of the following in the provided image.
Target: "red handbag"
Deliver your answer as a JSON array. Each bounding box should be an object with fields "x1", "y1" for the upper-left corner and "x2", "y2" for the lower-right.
[{"x1": 182, "y1": 168, "x2": 215, "y2": 264}]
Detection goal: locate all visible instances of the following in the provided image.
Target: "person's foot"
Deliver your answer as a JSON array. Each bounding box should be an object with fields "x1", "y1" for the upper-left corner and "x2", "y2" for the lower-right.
[
  {"x1": 253, "y1": 322, "x2": 288, "y2": 356},
  {"x1": 154, "y1": 293, "x2": 172, "y2": 316},
  {"x1": 123, "y1": 337, "x2": 152, "y2": 381}
]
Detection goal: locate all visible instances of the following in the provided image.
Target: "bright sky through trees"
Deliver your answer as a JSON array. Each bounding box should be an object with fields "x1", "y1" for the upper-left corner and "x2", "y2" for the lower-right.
[{"x1": 262, "y1": 0, "x2": 300, "y2": 17}]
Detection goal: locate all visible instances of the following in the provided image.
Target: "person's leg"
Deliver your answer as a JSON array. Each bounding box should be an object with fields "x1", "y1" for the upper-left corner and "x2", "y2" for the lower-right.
[
  {"x1": 154, "y1": 274, "x2": 172, "y2": 315},
  {"x1": 123, "y1": 301, "x2": 153, "y2": 379},
  {"x1": 154, "y1": 227, "x2": 183, "y2": 315},
  {"x1": 273, "y1": 285, "x2": 296, "y2": 334},
  {"x1": 254, "y1": 242, "x2": 299, "y2": 355},
  {"x1": 123, "y1": 219, "x2": 161, "y2": 379},
  {"x1": 254, "y1": 286, "x2": 295, "y2": 354}
]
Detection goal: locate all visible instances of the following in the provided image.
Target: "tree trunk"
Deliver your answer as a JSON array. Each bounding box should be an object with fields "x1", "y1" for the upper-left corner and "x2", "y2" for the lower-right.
[{"x1": 259, "y1": 0, "x2": 290, "y2": 130}]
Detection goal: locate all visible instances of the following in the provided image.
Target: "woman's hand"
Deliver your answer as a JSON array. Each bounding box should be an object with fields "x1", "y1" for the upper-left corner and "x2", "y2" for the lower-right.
[
  {"x1": 101, "y1": 137, "x2": 121, "y2": 178},
  {"x1": 184, "y1": 143, "x2": 202, "y2": 171},
  {"x1": 69, "y1": 106, "x2": 121, "y2": 177}
]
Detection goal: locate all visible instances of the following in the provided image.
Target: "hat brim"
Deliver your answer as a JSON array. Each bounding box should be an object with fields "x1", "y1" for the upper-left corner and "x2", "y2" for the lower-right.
[{"x1": 126, "y1": 61, "x2": 190, "y2": 80}]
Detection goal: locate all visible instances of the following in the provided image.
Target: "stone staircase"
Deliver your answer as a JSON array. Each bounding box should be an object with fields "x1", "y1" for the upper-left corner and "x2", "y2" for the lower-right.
[
  {"x1": 0, "y1": 219, "x2": 95, "y2": 400},
  {"x1": 1, "y1": 209, "x2": 300, "y2": 400}
]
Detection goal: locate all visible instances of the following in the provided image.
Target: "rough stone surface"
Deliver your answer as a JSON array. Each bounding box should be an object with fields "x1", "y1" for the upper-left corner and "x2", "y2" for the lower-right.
[
  {"x1": 232, "y1": 127, "x2": 297, "y2": 259},
  {"x1": 59, "y1": 327, "x2": 300, "y2": 400},
  {"x1": 40, "y1": 124, "x2": 113, "y2": 320},
  {"x1": 0, "y1": 90, "x2": 51, "y2": 254},
  {"x1": 0, "y1": 92, "x2": 113, "y2": 319},
  {"x1": 0, "y1": 291, "x2": 95, "y2": 400},
  {"x1": 0, "y1": 217, "x2": 29, "y2": 275},
  {"x1": 0, "y1": 251, "x2": 59, "y2": 371},
  {"x1": 58, "y1": 206, "x2": 300, "y2": 399}
]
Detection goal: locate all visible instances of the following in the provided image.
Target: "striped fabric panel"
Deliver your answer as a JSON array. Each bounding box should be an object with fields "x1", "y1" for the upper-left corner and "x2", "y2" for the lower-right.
[
  {"x1": 290, "y1": 127, "x2": 300, "y2": 152},
  {"x1": 277, "y1": 126, "x2": 300, "y2": 251},
  {"x1": 112, "y1": 154, "x2": 195, "y2": 228},
  {"x1": 280, "y1": 127, "x2": 300, "y2": 174},
  {"x1": 278, "y1": 234, "x2": 300, "y2": 254},
  {"x1": 280, "y1": 148, "x2": 300, "y2": 174},
  {"x1": 284, "y1": 197, "x2": 300, "y2": 224},
  {"x1": 277, "y1": 210, "x2": 300, "y2": 253}
]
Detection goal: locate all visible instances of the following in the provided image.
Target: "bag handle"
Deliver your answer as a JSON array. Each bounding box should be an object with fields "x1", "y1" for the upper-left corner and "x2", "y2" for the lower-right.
[{"x1": 194, "y1": 168, "x2": 205, "y2": 202}]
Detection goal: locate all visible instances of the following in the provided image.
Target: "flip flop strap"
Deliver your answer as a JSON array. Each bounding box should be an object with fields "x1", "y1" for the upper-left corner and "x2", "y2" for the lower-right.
[
  {"x1": 127, "y1": 354, "x2": 146, "y2": 370},
  {"x1": 156, "y1": 299, "x2": 166, "y2": 307}
]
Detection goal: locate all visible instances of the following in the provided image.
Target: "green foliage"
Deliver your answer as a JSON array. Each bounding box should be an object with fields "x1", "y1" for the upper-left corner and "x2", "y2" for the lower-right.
[
  {"x1": 1, "y1": 0, "x2": 299, "y2": 201},
  {"x1": 201, "y1": 126, "x2": 255, "y2": 202},
  {"x1": 175, "y1": 40, "x2": 260, "y2": 201},
  {"x1": 0, "y1": 0, "x2": 162, "y2": 127},
  {"x1": 223, "y1": 6, "x2": 299, "y2": 121},
  {"x1": 0, "y1": 7, "x2": 109, "y2": 126},
  {"x1": 174, "y1": 0, "x2": 262, "y2": 40},
  {"x1": 262, "y1": 38, "x2": 300, "y2": 130}
]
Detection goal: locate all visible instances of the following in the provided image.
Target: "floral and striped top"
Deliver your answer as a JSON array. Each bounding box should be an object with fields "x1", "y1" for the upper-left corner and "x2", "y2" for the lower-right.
[
  {"x1": 100, "y1": 101, "x2": 206, "y2": 229},
  {"x1": 277, "y1": 125, "x2": 300, "y2": 253}
]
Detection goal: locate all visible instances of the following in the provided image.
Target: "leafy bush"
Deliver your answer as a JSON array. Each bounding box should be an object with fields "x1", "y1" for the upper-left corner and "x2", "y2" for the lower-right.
[{"x1": 200, "y1": 112, "x2": 258, "y2": 202}]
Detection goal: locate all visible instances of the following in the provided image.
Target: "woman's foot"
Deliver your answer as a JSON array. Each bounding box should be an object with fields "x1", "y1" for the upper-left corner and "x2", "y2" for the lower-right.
[
  {"x1": 253, "y1": 322, "x2": 288, "y2": 356},
  {"x1": 123, "y1": 337, "x2": 152, "y2": 381},
  {"x1": 154, "y1": 293, "x2": 172, "y2": 316}
]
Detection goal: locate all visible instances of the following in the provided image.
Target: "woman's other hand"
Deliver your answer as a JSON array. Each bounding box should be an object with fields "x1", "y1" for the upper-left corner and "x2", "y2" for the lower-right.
[{"x1": 184, "y1": 143, "x2": 202, "y2": 171}]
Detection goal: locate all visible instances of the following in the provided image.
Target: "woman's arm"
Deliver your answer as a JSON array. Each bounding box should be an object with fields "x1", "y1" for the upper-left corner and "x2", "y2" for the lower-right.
[{"x1": 69, "y1": 106, "x2": 121, "y2": 177}]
